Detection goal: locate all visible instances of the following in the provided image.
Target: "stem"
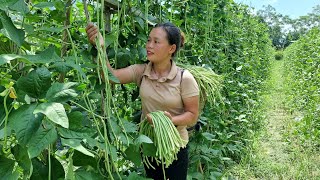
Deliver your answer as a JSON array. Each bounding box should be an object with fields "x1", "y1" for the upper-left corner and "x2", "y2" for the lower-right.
[
  {"x1": 83, "y1": 0, "x2": 90, "y2": 23},
  {"x1": 2, "y1": 92, "x2": 9, "y2": 152},
  {"x1": 48, "y1": 145, "x2": 51, "y2": 180}
]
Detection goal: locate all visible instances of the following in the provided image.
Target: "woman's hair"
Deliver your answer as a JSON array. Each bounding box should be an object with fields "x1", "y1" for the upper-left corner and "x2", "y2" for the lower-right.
[{"x1": 155, "y1": 22, "x2": 185, "y2": 57}]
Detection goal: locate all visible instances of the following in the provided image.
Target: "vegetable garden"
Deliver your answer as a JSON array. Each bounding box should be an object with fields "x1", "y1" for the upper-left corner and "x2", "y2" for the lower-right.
[{"x1": 1, "y1": 0, "x2": 318, "y2": 179}]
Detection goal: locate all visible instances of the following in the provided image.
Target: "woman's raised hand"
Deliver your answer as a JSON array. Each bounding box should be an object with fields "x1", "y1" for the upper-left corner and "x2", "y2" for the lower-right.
[{"x1": 85, "y1": 22, "x2": 104, "y2": 48}]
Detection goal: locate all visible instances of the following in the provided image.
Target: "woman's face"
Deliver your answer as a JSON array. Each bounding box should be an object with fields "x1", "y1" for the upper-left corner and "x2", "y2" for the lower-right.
[{"x1": 146, "y1": 27, "x2": 176, "y2": 63}]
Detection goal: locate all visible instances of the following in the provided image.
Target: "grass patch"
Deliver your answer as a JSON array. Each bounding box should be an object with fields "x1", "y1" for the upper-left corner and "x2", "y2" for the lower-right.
[{"x1": 223, "y1": 60, "x2": 320, "y2": 179}]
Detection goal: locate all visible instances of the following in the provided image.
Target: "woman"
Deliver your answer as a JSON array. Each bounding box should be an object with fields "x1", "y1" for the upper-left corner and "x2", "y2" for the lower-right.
[{"x1": 86, "y1": 22, "x2": 199, "y2": 180}]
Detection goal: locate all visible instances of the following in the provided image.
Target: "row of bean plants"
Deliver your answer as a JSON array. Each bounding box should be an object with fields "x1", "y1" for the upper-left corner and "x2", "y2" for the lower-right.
[
  {"x1": 284, "y1": 28, "x2": 320, "y2": 148},
  {"x1": 0, "y1": 0, "x2": 273, "y2": 179}
]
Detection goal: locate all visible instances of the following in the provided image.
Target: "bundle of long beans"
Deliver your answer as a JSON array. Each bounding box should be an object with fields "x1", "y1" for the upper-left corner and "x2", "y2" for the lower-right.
[
  {"x1": 139, "y1": 111, "x2": 186, "y2": 169},
  {"x1": 177, "y1": 63, "x2": 223, "y2": 111}
]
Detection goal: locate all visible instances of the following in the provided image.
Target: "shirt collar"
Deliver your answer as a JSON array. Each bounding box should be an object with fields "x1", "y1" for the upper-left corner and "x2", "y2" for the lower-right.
[{"x1": 143, "y1": 61, "x2": 178, "y2": 82}]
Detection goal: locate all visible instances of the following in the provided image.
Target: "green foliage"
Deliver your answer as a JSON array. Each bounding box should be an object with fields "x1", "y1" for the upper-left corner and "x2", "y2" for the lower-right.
[
  {"x1": 284, "y1": 28, "x2": 320, "y2": 147},
  {"x1": 16, "y1": 67, "x2": 52, "y2": 99},
  {"x1": 274, "y1": 51, "x2": 284, "y2": 60}
]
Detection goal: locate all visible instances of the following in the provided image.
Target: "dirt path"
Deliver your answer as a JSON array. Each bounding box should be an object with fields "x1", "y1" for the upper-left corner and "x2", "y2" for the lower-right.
[{"x1": 226, "y1": 60, "x2": 320, "y2": 179}]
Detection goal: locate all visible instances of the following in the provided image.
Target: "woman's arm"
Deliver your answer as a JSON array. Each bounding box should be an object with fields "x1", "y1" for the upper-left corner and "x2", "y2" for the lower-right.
[
  {"x1": 169, "y1": 95, "x2": 199, "y2": 126},
  {"x1": 86, "y1": 23, "x2": 135, "y2": 84}
]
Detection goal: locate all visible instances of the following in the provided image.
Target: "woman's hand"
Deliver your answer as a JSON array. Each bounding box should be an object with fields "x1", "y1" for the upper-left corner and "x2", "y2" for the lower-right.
[
  {"x1": 146, "y1": 111, "x2": 173, "y2": 125},
  {"x1": 85, "y1": 22, "x2": 104, "y2": 48},
  {"x1": 164, "y1": 111, "x2": 173, "y2": 121},
  {"x1": 146, "y1": 113, "x2": 153, "y2": 125}
]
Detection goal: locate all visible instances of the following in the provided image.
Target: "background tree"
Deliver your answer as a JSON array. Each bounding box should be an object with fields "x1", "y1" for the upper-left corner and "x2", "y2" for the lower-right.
[{"x1": 256, "y1": 4, "x2": 320, "y2": 49}]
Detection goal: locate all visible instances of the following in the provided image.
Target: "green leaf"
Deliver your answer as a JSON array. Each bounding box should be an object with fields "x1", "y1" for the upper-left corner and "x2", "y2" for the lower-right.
[
  {"x1": 66, "y1": 152, "x2": 75, "y2": 180},
  {"x1": 116, "y1": 51, "x2": 130, "y2": 68},
  {"x1": 72, "y1": 150, "x2": 97, "y2": 167},
  {"x1": 51, "y1": 155, "x2": 65, "y2": 180},
  {"x1": 8, "y1": 103, "x2": 43, "y2": 145},
  {"x1": 51, "y1": 61, "x2": 71, "y2": 74},
  {"x1": 127, "y1": 172, "x2": 152, "y2": 180},
  {"x1": 201, "y1": 132, "x2": 217, "y2": 141},
  {"x1": 0, "y1": 10, "x2": 25, "y2": 46},
  {"x1": 57, "y1": 127, "x2": 95, "y2": 139},
  {"x1": 27, "y1": 126, "x2": 57, "y2": 158},
  {"x1": 0, "y1": 0, "x2": 19, "y2": 10},
  {"x1": 0, "y1": 126, "x2": 11, "y2": 139},
  {"x1": 135, "y1": 134, "x2": 153, "y2": 146},
  {"x1": 188, "y1": 172, "x2": 204, "y2": 180},
  {"x1": 61, "y1": 138, "x2": 94, "y2": 157},
  {"x1": 33, "y1": 2, "x2": 55, "y2": 8},
  {"x1": 64, "y1": 59, "x2": 87, "y2": 79},
  {"x1": 0, "y1": 156, "x2": 20, "y2": 179},
  {"x1": 9, "y1": 0, "x2": 29, "y2": 15},
  {"x1": 68, "y1": 111, "x2": 84, "y2": 130},
  {"x1": 38, "y1": 26, "x2": 63, "y2": 33},
  {"x1": 141, "y1": 143, "x2": 156, "y2": 157},
  {"x1": 0, "y1": 46, "x2": 61, "y2": 65},
  {"x1": 46, "y1": 82, "x2": 78, "y2": 103},
  {"x1": 16, "y1": 67, "x2": 52, "y2": 99},
  {"x1": 125, "y1": 144, "x2": 142, "y2": 166},
  {"x1": 74, "y1": 168, "x2": 104, "y2": 180},
  {"x1": 0, "y1": 54, "x2": 24, "y2": 66},
  {"x1": 122, "y1": 119, "x2": 138, "y2": 133},
  {"x1": 24, "y1": 45, "x2": 62, "y2": 64},
  {"x1": 30, "y1": 158, "x2": 48, "y2": 179},
  {"x1": 12, "y1": 144, "x2": 32, "y2": 174},
  {"x1": 34, "y1": 102, "x2": 69, "y2": 128}
]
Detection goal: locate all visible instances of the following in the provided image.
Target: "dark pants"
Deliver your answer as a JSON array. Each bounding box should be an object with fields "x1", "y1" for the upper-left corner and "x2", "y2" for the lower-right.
[{"x1": 144, "y1": 145, "x2": 189, "y2": 180}]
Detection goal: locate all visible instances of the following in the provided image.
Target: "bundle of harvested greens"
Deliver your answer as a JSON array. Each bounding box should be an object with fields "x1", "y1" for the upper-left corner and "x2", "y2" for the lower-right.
[
  {"x1": 139, "y1": 111, "x2": 186, "y2": 169},
  {"x1": 177, "y1": 63, "x2": 223, "y2": 111}
]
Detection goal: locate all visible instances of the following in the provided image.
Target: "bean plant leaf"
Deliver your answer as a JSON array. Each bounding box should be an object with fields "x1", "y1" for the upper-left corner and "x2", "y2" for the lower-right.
[
  {"x1": 9, "y1": 0, "x2": 29, "y2": 15},
  {"x1": 0, "y1": 54, "x2": 24, "y2": 66},
  {"x1": 30, "y1": 158, "x2": 48, "y2": 179},
  {"x1": 122, "y1": 119, "x2": 138, "y2": 133},
  {"x1": 0, "y1": 46, "x2": 61, "y2": 65},
  {"x1": 65, "y1": 153, "x2": 75, "y2": 180},
  {"x1": 27, "y1": 126, "x2": 57, "y2": 158},
  {"x1": 127, "y1": 172, "x2": 152, "y2": 180},
  {"x1": 68, "y1": 111, "x2": 84, "y2": 130},
  {"x1": 38, "y1": 26, "x2": 63, "y2": 33},
  {"x1": 72, "y1": 150, "x2": 97, "y2": 168},
  {"x1": 135, "y1": 134, "x2": 153, "y2": 145},
  {"x1": 8, "y1": 103, "x2": 43, "y2": 145},
  {"x1": 0, "y1": 156, "x2": 20, "y2": 179},
  {"x1": 34, "y1": 102, "x2": 69, "y2": 128},
  {"x1": 12, "y1": 144, "x2": 32, "y2": 174},
  {"x1": 16, "y1": 67, "x2": 52, "y2": 99},
  {"x1": 61, "y1": 138, "x2": 94, "y2": 157},
  {"x1": 141, "y1": 143, "x2": 156, "y2": 157},
  {"x1": 125, "y1": 144, "x2": 142, "y2": 166},
  {"x1": 57, "y1": 127, "x2": 95, "y2": 139},
  {"x1": 0, "y1": 0, "x2": 19, "y2": 10},
  {"x1": 51, "y1": 155, "x2": 66, "y2": 180},
  {"x1": 0, "y1": 10, "x2": 25, "y2": 46},
  {"x1": 116, "y1": 51, "x2": 131, "y2": 68},
  {"x1": 24, "y1": 45, "x2": 62, "y2": 64},
  {"x1": 74, "y1": 168, "x2": 104, "y2": 180},
  {"x1": 201, "y1": 132, "x2": 217, "y2": 141},
  {"x1": 33, "y1": 2, "x2": 55, "y2": 8},
  {"x1": 46, "y1": 82, "x2": 78, "y2": 103}
]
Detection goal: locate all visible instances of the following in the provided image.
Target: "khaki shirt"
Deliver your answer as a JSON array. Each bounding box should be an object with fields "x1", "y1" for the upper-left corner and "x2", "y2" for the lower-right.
[{"x1": 129, "y1": 61, "x2": 199, "y2": 144}]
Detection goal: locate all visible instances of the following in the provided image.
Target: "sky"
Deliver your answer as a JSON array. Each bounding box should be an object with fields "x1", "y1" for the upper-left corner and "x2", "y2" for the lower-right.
[{"x1": 234, "y1": 0, "x2": 320, "y2": 19}]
